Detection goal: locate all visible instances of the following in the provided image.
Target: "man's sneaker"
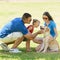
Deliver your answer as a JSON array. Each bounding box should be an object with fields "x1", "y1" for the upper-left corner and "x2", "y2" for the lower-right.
[
  {"x1": 9, "y1": 48, "x2": 22, "y2": 53},
  {"x1": 0, "y1": 43, "x2": 9, "y2": 51}
]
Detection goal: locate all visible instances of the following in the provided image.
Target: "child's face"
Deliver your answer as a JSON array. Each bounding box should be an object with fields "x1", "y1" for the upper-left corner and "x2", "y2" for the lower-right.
[{"x1": 34, "y1": 21, "x2": 40, "y2": 28}]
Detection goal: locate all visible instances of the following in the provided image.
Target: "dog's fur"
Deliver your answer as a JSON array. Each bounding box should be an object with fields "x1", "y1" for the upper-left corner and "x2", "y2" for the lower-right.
[{"x1": 37, "y1": 26, "x2": 59, "y2": 53}]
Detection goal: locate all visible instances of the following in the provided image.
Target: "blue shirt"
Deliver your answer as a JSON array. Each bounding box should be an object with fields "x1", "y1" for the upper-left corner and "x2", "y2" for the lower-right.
[
  {"x1": 44, "y1": 20, "x2": 56, "y2": 37},
  {"x1": 0, "y1": 18, "x2": 28, "y2": 38}
]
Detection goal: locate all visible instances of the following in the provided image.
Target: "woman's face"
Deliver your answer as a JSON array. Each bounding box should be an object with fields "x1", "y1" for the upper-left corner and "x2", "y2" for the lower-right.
[
  {"x1": 42, "y1": 15, "x2": 49, "y2": 23},
  {"x1": 34, "y1": 21, "x2": 40, "y2": 28}
]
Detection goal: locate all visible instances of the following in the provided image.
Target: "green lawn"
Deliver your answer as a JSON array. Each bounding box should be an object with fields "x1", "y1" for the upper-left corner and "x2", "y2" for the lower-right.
[
  {"x1": 0, "y1": 2, "x2": 60, "y2": 60},
  {"x1": 0, "y1": 48, "x2": 60, "y2": 60}
]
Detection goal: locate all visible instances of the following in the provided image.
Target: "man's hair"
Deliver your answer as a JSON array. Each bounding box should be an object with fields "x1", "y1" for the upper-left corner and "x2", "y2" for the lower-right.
[{"x1": 22, "y1": 13, "x2": 31, "y2": 20}]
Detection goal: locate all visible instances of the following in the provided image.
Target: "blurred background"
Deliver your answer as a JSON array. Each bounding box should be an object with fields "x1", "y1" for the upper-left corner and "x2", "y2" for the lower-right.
[{"x1": 0, "y1": 0, "x2": 60, "y2": 31}]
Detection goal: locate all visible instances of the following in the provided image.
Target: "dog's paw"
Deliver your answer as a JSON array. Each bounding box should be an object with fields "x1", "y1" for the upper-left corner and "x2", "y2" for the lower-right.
[
  {"x1": 42, "y1": 50, "x2": 47, "y2": 53},
  {"x1": 36, "y1": 50, "x2": 41, "y2": 53}
]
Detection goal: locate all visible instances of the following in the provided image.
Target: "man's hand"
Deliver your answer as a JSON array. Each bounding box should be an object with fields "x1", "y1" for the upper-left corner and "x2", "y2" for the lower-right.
[{"x1": 37, "y1": 30, "x2": 44, "y2": 34}]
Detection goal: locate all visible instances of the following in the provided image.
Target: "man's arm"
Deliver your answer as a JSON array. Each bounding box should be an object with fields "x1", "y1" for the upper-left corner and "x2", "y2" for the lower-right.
[{"x1": 24, "y1": 30, "x2": 44, "y2": 40}]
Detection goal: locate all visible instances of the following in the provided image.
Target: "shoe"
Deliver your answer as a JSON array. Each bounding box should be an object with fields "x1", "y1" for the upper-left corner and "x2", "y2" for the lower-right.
[
  {"x1": 9, "y1": 48, "x2": 22, "y2": 53},
  {"x1": 0, "y1": 43, "x2": 9, "y2": 51}
]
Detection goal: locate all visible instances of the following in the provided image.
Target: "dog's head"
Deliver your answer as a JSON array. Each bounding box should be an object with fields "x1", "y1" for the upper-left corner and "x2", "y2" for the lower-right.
[
  {"x1": 40, "y1": 26, "x2": 50, "y2": 32},
  {"x1": 44, "y1": 26, "x2": 50, "y2": 32},
  {"x1": 40, "y1": 26, "x2": 50, "y2": 37}
]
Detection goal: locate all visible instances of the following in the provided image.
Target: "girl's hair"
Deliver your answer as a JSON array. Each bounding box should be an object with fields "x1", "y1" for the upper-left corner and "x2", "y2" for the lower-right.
[
  {"x1": 33, "y1": 19, "x2": 40, "y2": 25},
  {"x1": 43, "y1": 12, "x2": 54, "y2": 21}
]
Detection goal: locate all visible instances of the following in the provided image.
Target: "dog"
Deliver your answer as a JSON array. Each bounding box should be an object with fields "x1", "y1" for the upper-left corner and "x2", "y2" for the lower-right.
[{"x1": 37, "y1": 26, "x2": 59, "y2": 53}]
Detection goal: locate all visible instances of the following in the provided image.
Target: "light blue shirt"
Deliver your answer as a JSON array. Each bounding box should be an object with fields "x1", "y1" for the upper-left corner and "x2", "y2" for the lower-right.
[{"x1": 44, "y1": 20, "x2": 56, "y2": 37}]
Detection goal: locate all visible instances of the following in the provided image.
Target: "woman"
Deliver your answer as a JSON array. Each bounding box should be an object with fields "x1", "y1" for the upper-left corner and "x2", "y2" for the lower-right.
[
  {"x1": 36, "y1": 12, "x2": 58, "y2": 53},
  {"x1": 43, "y1": 12, "x2": 58, "y2": 40}
]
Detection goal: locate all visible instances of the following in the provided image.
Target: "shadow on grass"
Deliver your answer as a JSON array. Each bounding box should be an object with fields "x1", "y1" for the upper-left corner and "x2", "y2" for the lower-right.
[{"x1": 0, "y1": 47, "x2": 60, "y2": 60}]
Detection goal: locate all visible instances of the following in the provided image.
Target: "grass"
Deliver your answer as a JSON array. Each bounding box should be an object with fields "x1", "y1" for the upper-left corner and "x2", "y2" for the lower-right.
[
  {"x1": 0, "y1": 2, "x2": 60, "y2": 60},
  {"x1": 0, "y1": 48, "x2": 60, "y2": 60}
]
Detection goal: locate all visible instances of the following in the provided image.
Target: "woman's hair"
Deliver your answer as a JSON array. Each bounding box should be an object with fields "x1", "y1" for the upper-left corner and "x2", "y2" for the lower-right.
[
  {"x1": 33, "y1": 19, "x2": 40, "y2": 25},
  {"x1": 43, "y1": 12, "x2": 54, "y2": 21}
]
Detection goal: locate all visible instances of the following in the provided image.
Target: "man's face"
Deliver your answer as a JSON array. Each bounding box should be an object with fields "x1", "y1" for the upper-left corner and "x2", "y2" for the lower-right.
[{"x1": 26, "y1": 17, "x2": 32, "y2": 24}]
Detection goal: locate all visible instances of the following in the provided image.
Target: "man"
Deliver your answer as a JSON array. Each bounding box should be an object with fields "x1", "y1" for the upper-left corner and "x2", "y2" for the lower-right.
[{"x1": 0, "y1": 13, "x2": 43, "y2": 53}]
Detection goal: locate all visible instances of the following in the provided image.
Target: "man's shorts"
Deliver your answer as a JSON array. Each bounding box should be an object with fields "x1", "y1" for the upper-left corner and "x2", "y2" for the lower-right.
[{"x1": 0, "y1": 32, "x2": 23, "y2": 43}]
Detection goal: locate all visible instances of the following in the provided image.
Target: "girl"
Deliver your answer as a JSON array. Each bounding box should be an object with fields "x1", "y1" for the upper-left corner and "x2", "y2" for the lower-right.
[{"x1": 26, "y1": 19, "x2": 43, "y2": 52}]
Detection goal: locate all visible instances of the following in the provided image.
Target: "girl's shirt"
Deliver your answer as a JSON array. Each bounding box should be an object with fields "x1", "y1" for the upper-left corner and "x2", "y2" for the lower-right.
[{"x1": 27, "y1": 25, "x2": 34, "y2": 33}]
